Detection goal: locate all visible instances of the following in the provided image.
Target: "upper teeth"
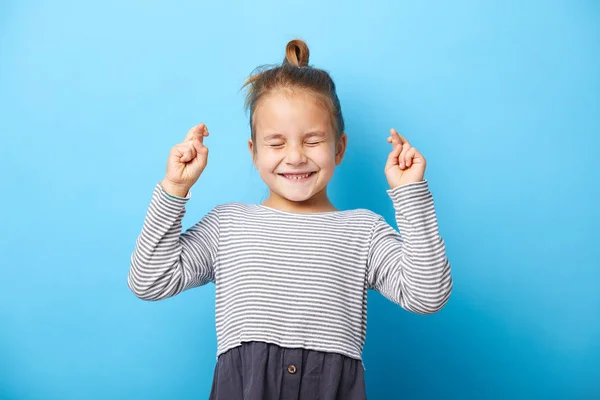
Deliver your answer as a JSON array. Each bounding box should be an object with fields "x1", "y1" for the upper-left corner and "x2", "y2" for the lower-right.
[{"x1": 286, "y1": 173, "x2": 311, "y2": 179}]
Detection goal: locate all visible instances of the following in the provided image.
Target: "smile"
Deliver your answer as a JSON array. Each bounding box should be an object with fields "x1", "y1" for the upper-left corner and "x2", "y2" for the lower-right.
[{"x1": 278, "y1": 172, "x2": 317, "y2": 181}]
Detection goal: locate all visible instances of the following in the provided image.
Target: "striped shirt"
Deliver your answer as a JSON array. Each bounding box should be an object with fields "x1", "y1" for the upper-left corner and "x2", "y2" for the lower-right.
[{"x1": 128, "y1": 180, "x2": 452, "y2": 361}]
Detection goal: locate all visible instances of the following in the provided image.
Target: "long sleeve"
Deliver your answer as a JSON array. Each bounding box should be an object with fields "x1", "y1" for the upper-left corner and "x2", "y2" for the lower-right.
[
  {"x1": 367, "y1": 180, "x2": 452, "y2": 314},
  {"x1": 127, "y1": 183, "x2": 220, "y2": 301}
]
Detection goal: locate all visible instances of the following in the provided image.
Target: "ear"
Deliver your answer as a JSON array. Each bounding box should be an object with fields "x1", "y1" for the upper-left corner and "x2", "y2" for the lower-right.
[
  {"x1": 248, "y1": 138, "x2": 256, "y2": 164},
  {"x1": 335, "y1": 133, "x2": 347, "y2": 165}
]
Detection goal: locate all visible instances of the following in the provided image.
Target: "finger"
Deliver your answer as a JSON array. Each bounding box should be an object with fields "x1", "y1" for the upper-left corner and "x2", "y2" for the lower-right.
[
  {"x1": 199, "y1": 125, "x2": 210, "y2": 144},
  {"x1": 184, "y1": 123, "x2": 206, "y2": 142},
  {"x1": 398, "y1": 142, "x2": 412, "y2": 169},
  {"x1": 178, "y1": 147, "x2": 193, "y2": 163},
  {"x1": 389, "y1": 128, "x2": 401, "y2": 146},
  {"x1": 175, "y1": 147, "x2": 191, "y2": 163},
  {"x1": 191, "y1": 145, "x2": 209, "y2": 167},
  {"x1": 190, "y1": 137, "x2": 206, "y2": 155},
  {"x1": 385, "y1": 144, "x2": 402, "y2": 170},
  {"x1": 175, "y1": 142, "x2": 197, "y2": 163},
  {"x1": 405, "y1": 147, "x2": 417, "y2": 168},
  {"x1": 195, "y1": 124, "x2": 210, "y2": 145},
  {"x1": 391, "y1": 128, "x2": 410, "y2": 146}
]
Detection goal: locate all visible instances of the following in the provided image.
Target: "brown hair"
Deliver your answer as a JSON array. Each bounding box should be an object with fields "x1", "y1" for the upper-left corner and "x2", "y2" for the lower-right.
[{"x1": 242, "y1": 39, "x2": 345, "y2": 151}]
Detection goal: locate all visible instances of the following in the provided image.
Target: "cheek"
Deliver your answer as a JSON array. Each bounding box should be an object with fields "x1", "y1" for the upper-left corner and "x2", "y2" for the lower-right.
[
  {"x1": 309, "y1": 147, "x2": 337, "y2": 168},
  {"x1": 255, "y1": 151, "x2": 281, "y2": 171}
]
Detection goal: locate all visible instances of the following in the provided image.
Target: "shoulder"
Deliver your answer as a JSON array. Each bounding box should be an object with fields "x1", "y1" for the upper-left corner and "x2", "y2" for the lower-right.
[
  {"x1": 333, "y1": 208, "x2": 384, "y2": 231},
  {"x1": 337, "y1": 208, "x2": 381, "y2": 222},
  {"x1": 343, "y1": 208, "x2": 380, "y2": 218},
  {"x1": 210, "y1": 202, "x2": 260, "y2": 216}
]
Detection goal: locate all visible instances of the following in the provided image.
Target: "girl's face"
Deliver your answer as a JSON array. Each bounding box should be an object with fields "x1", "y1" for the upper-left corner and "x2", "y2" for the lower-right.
[{"x1": 248, "y1": 89, "x2": 346, "y2": 211}]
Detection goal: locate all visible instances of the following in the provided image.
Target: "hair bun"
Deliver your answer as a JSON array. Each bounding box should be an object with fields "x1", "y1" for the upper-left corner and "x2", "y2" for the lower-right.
[{"x1": 284, "y1": 39, "x2": 310, "y2": 67}]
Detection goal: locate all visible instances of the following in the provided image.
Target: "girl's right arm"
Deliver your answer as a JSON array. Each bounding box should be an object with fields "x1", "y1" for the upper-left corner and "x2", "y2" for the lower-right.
[{"x1": 127, "y1": 124, "x2": 216, "y2": 301}]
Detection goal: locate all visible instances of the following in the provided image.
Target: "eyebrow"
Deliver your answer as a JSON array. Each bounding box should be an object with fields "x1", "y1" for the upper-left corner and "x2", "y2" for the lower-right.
[{"x1": 263, "y1": 131, "x2": 328, "y2": 141}]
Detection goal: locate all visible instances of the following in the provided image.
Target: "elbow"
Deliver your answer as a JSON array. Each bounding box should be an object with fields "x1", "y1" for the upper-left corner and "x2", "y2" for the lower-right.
[
  {"x1": 409, "y1": 294, "x2": 451, "y2": 315},
  {"x1": 425, "y1": 289, "x2": 452, "y2": 314},
  {"x1": 127, "y1": 271, "x2": 166, "y2": 301},
  {"x1": 424, "y1": 279, "x2": 453, "y2": 314},
  {"x1": 419, "y1": 259, "x2": 453, "y2": 314},
  {"x1": 406, "y1": 278, "x2": 453, "y2": 315},
  {"x1": 130, "y1": 290, "x2": 157, "y2": 302},
  {"x1": 127, "y1": 254, "x2": 179, "y2": 301},
  {"x1": 127, "y1": 277, "x2": 157, "y2": 301}
]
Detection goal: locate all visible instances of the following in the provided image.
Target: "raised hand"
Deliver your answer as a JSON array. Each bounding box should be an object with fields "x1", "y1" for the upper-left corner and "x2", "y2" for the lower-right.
[
  {"x1": 384, "y1": 128, "x2": 426, "y2": 189},
  {"x1": 161, "y1": 123, "x2": 210, "y2": 197}
]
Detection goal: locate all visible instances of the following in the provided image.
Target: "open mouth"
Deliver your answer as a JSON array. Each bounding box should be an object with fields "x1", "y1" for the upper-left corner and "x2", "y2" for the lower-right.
[{"x1": 278, "y1": 171, "x2": 317, "y2": 181}]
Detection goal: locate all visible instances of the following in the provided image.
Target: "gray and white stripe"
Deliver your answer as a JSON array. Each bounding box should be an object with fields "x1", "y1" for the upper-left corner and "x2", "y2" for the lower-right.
[{"x1": 128, "y1": 180, "x2": 452, "y2": 360}]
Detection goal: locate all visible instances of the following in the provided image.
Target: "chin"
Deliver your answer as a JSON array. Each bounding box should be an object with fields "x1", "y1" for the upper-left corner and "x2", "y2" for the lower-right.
[
  {"x1": 291, "y1": 194, "x2": 317, "y2": 203},
  {"x1": 277, "y1": 190, "x2": 316, "y2": 203}
]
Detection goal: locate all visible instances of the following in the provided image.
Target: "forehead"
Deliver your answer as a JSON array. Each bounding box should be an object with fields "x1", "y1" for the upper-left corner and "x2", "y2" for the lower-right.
[{"x1": 253, "y1": 89, "x2": 332, "y2": 136}]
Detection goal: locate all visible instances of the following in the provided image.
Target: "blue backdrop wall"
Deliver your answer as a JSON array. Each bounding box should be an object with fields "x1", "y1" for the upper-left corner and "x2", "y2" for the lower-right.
[{"x1": 1, "y1": 0, "x2": 598, "y2": 398}]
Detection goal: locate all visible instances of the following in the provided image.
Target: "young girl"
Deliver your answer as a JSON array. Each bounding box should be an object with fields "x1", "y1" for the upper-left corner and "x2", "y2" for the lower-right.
[{"x1": 128, "y1": 39, "x2": 452, "y2": 399}]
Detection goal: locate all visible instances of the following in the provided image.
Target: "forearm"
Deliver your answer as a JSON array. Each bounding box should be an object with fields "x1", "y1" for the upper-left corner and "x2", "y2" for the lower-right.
[
  {"x1": 390, "y1": 180, "x2": 452, "y2": 313},
  {"x1": 127, "y1": 183, "x2": 192, "y2": 301}
]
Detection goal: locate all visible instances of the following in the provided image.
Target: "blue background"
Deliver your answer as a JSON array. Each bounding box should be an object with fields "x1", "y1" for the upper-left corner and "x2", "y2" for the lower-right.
[{"x1": 1, "y1": 0, "x2": 599, "y2": 399}]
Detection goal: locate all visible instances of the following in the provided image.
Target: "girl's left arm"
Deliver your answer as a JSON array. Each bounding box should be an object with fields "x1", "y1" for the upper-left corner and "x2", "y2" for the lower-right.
[
  {"x1": 367, "y1": 180, "x2": 452, "y2": 314},
  {"x1": 367, "y1": 128, "x2": 452, "y2": 314}
]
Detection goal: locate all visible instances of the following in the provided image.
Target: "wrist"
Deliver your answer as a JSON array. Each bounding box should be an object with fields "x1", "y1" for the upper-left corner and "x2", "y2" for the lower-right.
[
  {"x1": 160, "y1": 178, "x2": 190, "y2": 198},
  {"x1": 389, "y1": 179, "x2": 425, "y2": 190}
]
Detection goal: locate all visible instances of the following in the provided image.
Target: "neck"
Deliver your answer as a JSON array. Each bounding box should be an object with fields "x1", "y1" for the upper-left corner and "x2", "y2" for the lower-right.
[{"x1": 262, "y1": 187, "x2": 338, "y2": 213}]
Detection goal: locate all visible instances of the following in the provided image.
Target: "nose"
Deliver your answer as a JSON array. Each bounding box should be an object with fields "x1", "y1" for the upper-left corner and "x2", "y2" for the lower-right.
[{"x1": 285, "y1": 144, "x2": 307, "y2": 165}]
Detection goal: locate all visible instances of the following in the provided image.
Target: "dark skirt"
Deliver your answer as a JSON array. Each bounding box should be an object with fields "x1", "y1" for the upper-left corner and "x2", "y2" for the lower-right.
[{"x1": 209, "y1": 341, "x2": 367, "y2": 400}]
